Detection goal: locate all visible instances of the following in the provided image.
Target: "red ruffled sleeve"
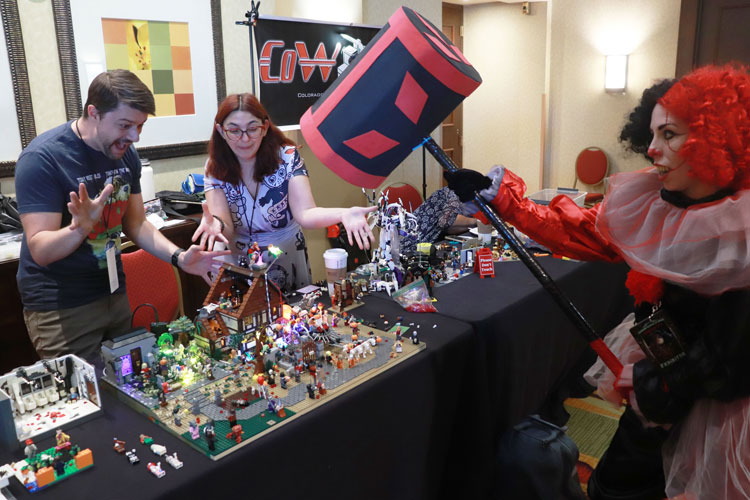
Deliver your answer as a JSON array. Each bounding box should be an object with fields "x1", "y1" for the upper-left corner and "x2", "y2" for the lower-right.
[{"x1": 475, "y1": 169, "x2": 622, "y2": 262}]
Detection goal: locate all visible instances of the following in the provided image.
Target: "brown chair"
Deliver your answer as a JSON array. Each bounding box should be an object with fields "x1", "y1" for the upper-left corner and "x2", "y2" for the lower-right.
[
  {"x1": 383, "y1": 182, "x2": 423, "y2": 212},
  {"x1": 121, "y1": 242, "x2": 184, "y2": 330},
  {"x1": 574, "y1": 147, "x2": 608, "y2": 206}
]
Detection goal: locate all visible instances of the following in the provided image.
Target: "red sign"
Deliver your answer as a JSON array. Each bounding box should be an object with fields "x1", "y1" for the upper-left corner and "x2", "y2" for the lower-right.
[{"x1": 475, "y1": 248, "x2": 495, "y2": 279}]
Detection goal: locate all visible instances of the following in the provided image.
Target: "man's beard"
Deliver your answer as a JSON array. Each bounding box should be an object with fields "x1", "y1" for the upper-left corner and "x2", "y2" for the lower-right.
[{"x1": 104, "y1": 139, "x2": 132, "y2": 160}]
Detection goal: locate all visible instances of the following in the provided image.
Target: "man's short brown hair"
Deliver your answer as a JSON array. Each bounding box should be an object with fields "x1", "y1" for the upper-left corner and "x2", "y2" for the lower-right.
[{"x1": 83, "y1": 69, "x2": 156, "y2": 118}]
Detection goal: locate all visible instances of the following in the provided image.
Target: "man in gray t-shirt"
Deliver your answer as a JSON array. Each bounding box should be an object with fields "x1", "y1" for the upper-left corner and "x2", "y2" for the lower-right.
[{"x1": 15, "y1": 69, "x2": 228, "y2": 361}]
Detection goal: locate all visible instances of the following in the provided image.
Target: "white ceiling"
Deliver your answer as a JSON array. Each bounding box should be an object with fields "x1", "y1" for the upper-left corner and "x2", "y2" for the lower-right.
[{"x1": 443, "y1": 0, "x2": 545, "y2": 5}]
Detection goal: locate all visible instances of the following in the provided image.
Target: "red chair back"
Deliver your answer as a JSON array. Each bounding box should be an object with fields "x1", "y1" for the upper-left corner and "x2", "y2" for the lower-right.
[
  {"x1": 383, "y1": 183, "x2": 423, "y2": 212},
  {"x1": 575, "y1": 147, "x2": 608, "y2": 185},
  {"x1": 122, "y1": 248, "x2": 182, "y2": 330}
]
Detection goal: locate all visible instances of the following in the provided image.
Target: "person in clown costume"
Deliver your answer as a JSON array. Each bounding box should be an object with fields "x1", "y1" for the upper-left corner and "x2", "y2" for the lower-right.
[{"x1": 445, "y1": 64, "x2": 750, "y2": 500}]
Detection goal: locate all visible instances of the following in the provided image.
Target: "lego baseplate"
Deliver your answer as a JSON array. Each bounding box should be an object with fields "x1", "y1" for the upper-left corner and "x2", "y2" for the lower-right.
[
  {"x1": 101, "y1": 324, "x2": 425, "y2": 460},
  {"x1": 1, "y1": 443, "x2": 93, "y2": 493}
]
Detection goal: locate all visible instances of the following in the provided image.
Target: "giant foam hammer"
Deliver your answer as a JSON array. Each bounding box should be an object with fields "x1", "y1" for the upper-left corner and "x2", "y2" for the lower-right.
[{"x1": 300, "y1": 6, "x2": 623, "y2": 376}]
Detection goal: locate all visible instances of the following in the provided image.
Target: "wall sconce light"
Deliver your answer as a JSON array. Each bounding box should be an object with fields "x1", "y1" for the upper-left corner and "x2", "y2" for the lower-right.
[{"x1": 604, "y1": 54, "x2": 628, "y2": 93}]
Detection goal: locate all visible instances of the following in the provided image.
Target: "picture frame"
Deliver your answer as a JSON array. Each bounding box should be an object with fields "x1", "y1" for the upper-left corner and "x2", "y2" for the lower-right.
[
  {"x1": 53, "y1": 0, "x2": 227, "y2": 161},
  {"x1": 0, "y1": 1, "x2": 36, "y2": 178}
]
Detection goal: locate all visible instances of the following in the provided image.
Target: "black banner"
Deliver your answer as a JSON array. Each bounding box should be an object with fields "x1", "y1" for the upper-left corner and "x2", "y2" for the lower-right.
[{"x1": 253, "y1": 16, "x2": 380, "y2": 127}]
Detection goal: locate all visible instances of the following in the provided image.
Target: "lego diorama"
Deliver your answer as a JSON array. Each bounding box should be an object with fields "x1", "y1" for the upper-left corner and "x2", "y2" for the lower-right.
[
  {"x1": 0, "y1": 355, "x2": 101, "y2": 451},
  {"x1": 0, "y1": 429, "x2": 93, "y2": 493},
  {"x1": 99, "y1": 259, "x2": 426, "y2": 460}
]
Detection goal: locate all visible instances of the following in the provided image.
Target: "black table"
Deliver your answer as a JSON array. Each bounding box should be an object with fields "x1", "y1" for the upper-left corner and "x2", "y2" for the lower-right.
[
  {"x1": 430, "y1": 257, "x2": 632, "y2": 498},
  {"x1": 0, "y1": 297, "x2": 475, "y2": 500},
  {"x1": 0, "y1": 258, "x2": 631, "y2": 500}
]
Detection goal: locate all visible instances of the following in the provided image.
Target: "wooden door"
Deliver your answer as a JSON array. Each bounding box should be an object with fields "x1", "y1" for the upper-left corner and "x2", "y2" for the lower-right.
[
  {"x1": 676, "y1": 0, "x2": 750, "y2": 76},
  {"x1": 441, "y1": 3, "x2": 464, "y2": 173}
]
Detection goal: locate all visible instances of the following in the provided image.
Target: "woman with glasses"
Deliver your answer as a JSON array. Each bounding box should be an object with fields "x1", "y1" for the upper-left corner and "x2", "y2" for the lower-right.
[{"x1": 192, "y1": 93, "x2": 376, "y2": 293}]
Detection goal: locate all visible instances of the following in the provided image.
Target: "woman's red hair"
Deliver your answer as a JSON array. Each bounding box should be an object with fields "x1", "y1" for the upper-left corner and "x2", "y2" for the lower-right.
[
  {"x1": 659, "y1": 64, "x2": 750, "y2": 190},
  {"x1": 206, "y1": 93, "x2": 295, "y2": 185}
]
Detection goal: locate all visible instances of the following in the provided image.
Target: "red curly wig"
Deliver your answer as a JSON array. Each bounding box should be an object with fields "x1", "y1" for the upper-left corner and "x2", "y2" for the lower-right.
[{"x1": 659, "y1": 64, "x2": 750, "y2": 190}]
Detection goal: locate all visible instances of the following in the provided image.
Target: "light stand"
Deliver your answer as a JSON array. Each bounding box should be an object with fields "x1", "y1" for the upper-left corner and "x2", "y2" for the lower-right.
[{"x1": 236, "y1": 1, "x2": 261, "y2": 95}]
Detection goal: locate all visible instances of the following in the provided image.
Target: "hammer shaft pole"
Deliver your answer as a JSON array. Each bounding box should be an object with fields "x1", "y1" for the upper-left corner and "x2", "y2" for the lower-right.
[{"x1": 423, "y1": 137, "x2": 622, "y2": 376}]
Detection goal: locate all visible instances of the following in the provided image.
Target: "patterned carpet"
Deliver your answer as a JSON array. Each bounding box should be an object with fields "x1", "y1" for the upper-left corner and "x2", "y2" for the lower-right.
[{"x1": 564, "y1": 394, "x2": 625, "y2": 496}]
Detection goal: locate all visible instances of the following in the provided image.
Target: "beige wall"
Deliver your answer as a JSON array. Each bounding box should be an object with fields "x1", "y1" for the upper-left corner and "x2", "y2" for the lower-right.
[
  {"x1": 463, "y1": 1, "x2": 547, "y2": 190},
  {"x1": 462, "y1": 0, "x2": 680, "y2": 194},
  {"x1": 544, "y1": 0, "x2": 681, "y2": 190}
]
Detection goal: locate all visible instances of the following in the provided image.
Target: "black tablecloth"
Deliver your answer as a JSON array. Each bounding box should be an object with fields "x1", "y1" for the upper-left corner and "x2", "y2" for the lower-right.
[
  {"x1": 0, "y1": 258, "x2": 632, "y2": 500},
  {"x1": 430, "y1": 257, "x2": 632, "y2": 498},
  {"x1": 0, "y1": 298, "x2": 475, "y2": 500}
]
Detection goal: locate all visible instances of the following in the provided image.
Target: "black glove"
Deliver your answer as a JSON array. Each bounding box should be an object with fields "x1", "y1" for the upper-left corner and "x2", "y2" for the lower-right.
[{"x1": 443, "y1": 169, "x2": 492, "y2": 202}]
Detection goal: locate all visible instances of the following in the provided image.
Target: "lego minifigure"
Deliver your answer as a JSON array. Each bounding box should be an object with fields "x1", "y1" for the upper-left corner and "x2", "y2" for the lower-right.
[
  {"x1": 203, "y1": 362, "x2": 214, "y2": 380},
  {"x1": 226, "y1": 424, "x2": 243, "y2": 444},
  {"x1": 67, "y1": 387, "x2": 79, "y2": 402},
  {"x1": 280, "y1": 373, "x2": 288, "y2": 390},
  {"x1": 306, "y1": 383, "x2": 316, "y2": 399},
  {"x1": 113, "y1": 438, "x2": 126, "y2": 454},
  {"x1": 189, "y1": 421, "x2": 200, "y2": 440},
  {"x1": 411, "y1": 330, "x2": 419, "y2": 345},
  {"x1": 126, "y1": 449, "x2": 140, "y2": 465},
  {"x1": 308, "y1": 363, "x2": 318, "y2": 385},
  {"x1": 228, "y1": 407, "x2": 237, "y2": 428},
  {"x1": 158, "y1": 387, "x2": 168, "y2": 407},
  {"x1": 147, "y1": 462, "x2": 165, "y2": 478},
  {"x1": 55, "y1": 429, "x2": 70, "y2": 447},
  {"x1": 53, "y1": 455, "x2": 66, "y2": 476},
  {"x1": 173, "y1": 407, "x2": 182, "y2": 427},
  {"x1": 395, "y1": 341, "x2": 403, "y2": 353},
  {"x1": 204, "y1": 420, "x2": 216, "y2": 451},
  {"x1": 395, "y1": 326, "x2": 403, "y2": 342},
  {"x1": 24, "y1": 438, "x2": 37, "y2": 460},
  {"x1": 274, "y1": 397, "x2": 287, "y2": 418},
  {"x1": 140, "y1": 434, "x2": 154, "y2": 446},
  {"x1": 166, "y1": 452, "x2": 183, "y2": 469}
]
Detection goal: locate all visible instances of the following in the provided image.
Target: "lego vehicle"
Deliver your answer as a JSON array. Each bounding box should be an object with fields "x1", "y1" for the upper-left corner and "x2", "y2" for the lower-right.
[
  {"x1": 147, "y1": 462, "x2": 165, "y2": 478},
  {"x1": 150, "y1": 444, "x2": 167, "y2": 456},
  {"x1": 126, "y1": 449, "x2": 139, "y2": 465},
  {"x1": 165, "y1": 452, "x2": 183, "y2": 469}
]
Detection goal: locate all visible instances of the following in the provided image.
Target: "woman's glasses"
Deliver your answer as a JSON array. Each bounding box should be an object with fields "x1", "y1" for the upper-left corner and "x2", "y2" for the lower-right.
[{"x1": 222, "y1": 125, "x2": 264, "y2": 141}]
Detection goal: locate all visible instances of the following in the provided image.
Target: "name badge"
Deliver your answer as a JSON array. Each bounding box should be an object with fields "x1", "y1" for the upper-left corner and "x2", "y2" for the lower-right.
[
  {"x1": 105, "y1": 239, "x2": 119, "y2": 293},
  {"x1": 629, "y1": 307, "x2": 687, "y2": 369}
]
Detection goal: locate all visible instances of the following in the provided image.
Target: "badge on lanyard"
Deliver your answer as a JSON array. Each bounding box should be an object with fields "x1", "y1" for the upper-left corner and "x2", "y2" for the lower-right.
[
  {"x1": 105, "y1": 238, "x2": 119, "y2": 293},
  {"x1": 629, "y1": 307, "x2": 687, "y2": 369}
]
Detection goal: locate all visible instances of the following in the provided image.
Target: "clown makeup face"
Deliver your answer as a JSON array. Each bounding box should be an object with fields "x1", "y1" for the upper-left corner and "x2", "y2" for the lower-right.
[{"x1": 648, "y1": 103, "x2": 719, "y2": 199}]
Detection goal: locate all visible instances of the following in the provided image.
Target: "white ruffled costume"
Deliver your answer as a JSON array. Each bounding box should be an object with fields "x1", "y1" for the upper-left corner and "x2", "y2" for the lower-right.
[{"x1": 585, "y1": 168, "x2": 750, "y2": 499}]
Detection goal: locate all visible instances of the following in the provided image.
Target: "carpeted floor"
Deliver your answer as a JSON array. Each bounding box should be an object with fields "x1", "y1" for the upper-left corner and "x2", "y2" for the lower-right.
[{"x1": 564, "y1": 394, "x2": 625, "y2": 496}]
